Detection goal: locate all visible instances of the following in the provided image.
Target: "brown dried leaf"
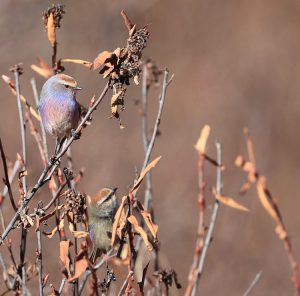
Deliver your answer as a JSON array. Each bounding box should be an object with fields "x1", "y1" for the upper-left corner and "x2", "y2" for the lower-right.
[
  {"x1": 134, "y1": 75, "x2": 139, "y2": 85},
  {"x1": 68, "y1": 258, "x2": 88, "y2": 282},
  {"x1": 217, "y1": 195, "x2": 250, "y2": 212},
  {"x1": 113, "y1": 48, "x2": 121, "y2": 58},
  {"x1": 47, "y1": 13, "x2": 56, "y2": 47},
  {"x1": 243, "y1": 128, "x2": 256, "y2": 166},
  {"x1": 128, "y1": 215, "x2": 153, "y2": 251},
  {"x1": 121, "y1": 10, "x2": 134, "y2": 31},
  {"x1": 195, "y1": 125, "x2": 211, "y2": 155},
  {"x1": 131, "y1": 156, "x2": 162, "y2": 195},
  {"x1": 129, "y1": 24, "x2": 137, "y2": 37},
  {"x1": 60, "y1": 240, "x2": 71, "y2": 277},
  {"x1": 61, "y1": 59, "x2": 93, "y2": 69},
  {"x1": 134, "y1": 241, "x2": 151, "y2": 283},
  {"x1": 256, "y1": 177, "x2": 280, "y2": 223},
  {"x1": 140, "y1": 210, "x2": 158, "y2": 238},
  {"x1": 30, "y1": 58, "x2": 53, "y2": 79},
  {"x1": 92, "y1": 51, "x2": 113, "y2": 70},
  {"x1": 111, "y1": 195, "x2": 128, "y2": 246}
]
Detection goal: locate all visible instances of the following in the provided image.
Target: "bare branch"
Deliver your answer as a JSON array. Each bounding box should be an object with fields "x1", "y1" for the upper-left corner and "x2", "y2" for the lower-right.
[
  {"x1": 191, "y1": 141, "x2": 222, "y2": 296},
  {"x1": 243, "y1": 271, "x2": 262, "y2": 296}
]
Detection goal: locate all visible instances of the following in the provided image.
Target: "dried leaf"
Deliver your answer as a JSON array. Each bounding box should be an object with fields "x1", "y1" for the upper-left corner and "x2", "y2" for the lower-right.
[
  {"x1": 68, "y1": 258, "x2": 88, "y2": 282},
  {"x1": 131, "y1": 156, "x2": 162, "y2": 195},
  {"x1": 256, "y1": 177, "x2": 280, "y2": 224},
  {"x1": 129, "y1": 24, "x2": 137, "y2": 37},
  {"x1": 30, "y1": 64, "x2": 52, "y2": 79},
  {"x1": 92, "y1": 51, "x2": 113, "y2": 70},
  {"x1": 121, "y1": 10, "x2": 134, "y2": 31},
  {"x1": 47, "y1": 13, "x2": 56, "y2": 47},
  {"x1": 134, "y1": 241, "x2": 151, "y2": 284},
  {"x1": 111, "y1": 195, "x2": 128, "y2": 246},
  {"x1": 217, "y1": 195, "x2": 250, "y2": 212},
  {"x1": 128, "y1": 215, "x2": 153, "y2": 251},
  {"x1": 59, "y1": 240, "x2": 71, "y2": 277},
  {"x1": 140, "y1": 210, "x2": 158, "y2": 238},
  {"x1": 243, "y1": 128, "x2": 256, "y2": 166},
  {"x1": 113, "y1": 48, "x2": 121, "y2": 58},
  {"x1": 134, "y1": 75, "x2": 139, "y2": 85},
  {"x1": 195, "y1": 125, "x2": 210, "y2": 154},
  {"x1": 61, "y1": 58, "x2": 93, "y2": 69}
]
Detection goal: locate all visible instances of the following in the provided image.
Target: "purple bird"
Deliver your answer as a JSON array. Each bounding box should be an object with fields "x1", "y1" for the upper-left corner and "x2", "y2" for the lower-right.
[{"x1": 38, "y1": 74, "x2": 82, "y2": 153}]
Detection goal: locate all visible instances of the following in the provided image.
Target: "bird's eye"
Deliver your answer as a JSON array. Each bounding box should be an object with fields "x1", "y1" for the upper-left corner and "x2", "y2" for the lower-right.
[{"x1": 64, "y1": 84, "x2": 70, "y2": 89}]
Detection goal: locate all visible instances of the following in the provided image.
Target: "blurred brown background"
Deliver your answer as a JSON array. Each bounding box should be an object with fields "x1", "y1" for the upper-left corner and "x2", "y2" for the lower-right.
[{"x1": 1, "y1": 0, "x2": 300, "y2": 295}]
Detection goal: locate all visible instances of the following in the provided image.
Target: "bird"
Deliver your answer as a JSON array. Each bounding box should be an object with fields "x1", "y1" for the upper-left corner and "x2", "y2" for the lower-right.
[
  {"x1": 38, "y1": 73, "x2": 82, "y2": 154},
  {"x1": 88, "y1": 187, "x2": 118, "y2": 263}
]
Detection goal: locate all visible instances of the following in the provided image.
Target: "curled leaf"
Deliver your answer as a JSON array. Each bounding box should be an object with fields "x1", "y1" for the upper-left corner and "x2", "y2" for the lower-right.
[
  {"x1": 92, "y1": 51, "x2": 113, "y2": 70},
  {"x1": 61, "y1": 59, "x2": 93, "y2": 69},
  {"x1": 131, "y1": 156, "x2": 162, "y2": 195},
  {"x1": 128, "y1": 215, "x2": 153, "y2": 251},
  {"x1": 140, "y1": 210, "x2": 158, "y2": 238},
  {"x1": 31, "y1": 57, "x2": 53, "y2": 79},
  {"x1": 111, "y1": 195, "x2": 127, "y2": 246},
  {"x1": 195, "y1": 125, "x2": 210, "y2": 155},
  {"x1": 256, "y1": 177, "x2": 280, "y2": 224},
  {"x1": 59, "y1": 240, "x2": 71, "y2": 277},
  {"x1": 47, "y1": 13, "x2": 56, "y2": 47},
  {"x1": 217, "y1": 195, "x2": 250, "y2": 212},
  {"x1": 121, "y1": 10, "x2": 134, "y2": 32},
  {"x1": 68, "y1": 258, "x2": 88, "y2": 282}
]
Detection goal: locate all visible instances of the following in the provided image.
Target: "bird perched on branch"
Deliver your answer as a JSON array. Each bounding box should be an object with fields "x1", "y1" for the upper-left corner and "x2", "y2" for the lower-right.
[
  {"x1": 38, "y1": 73, "x2": 82, "y2": 154},
  {"x1": 88, "y1": 187, "x2": 118, "y2": 263}
]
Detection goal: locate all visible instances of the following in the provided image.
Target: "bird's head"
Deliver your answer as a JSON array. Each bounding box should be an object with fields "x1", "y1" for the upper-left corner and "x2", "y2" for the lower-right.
[
  {"x1": 88, "y1": 188, "x2": 118, "y2": 219},
  {"x1": 46, "y1": 73, "x2": 82, "y2": 95}
]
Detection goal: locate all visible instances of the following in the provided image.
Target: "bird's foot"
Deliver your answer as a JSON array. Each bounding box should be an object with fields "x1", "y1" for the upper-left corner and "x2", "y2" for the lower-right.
[{"x1": 71, "y1": 129, "x2": 81, "y2": 140}]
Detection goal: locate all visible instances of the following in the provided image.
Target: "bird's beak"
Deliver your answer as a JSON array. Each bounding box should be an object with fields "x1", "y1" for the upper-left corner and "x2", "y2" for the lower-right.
[{"x1": 75, "y1": 86, "x2": 82, "y2": 90}]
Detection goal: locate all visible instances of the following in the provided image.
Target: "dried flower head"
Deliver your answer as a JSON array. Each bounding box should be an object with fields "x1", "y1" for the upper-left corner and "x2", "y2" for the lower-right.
[
  {"x1": 42, "y1": 4, "x2": 65, "y2": 29},
  {"x1": 92, "y1": 11, "x2": 150, "y2": 127},
  {"x1": 64, "y1": 189, "x2": 87, "y2": 223}
]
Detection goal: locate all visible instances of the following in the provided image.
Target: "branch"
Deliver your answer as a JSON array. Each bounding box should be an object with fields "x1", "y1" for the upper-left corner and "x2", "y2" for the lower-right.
[
  {"x1": 243, "y1": 271, "x2": 262, "y2": 296},
  {"x1": 30, "y1": 78, "x2": 49, "y2": 163},
  {"x1": 141, "y1": 69, "x2": 174, "y2": 172},
  {"x1": 191, "y1": 141, "x2": 222, "y2": 296},
  {"x1": 0, "y1": 139, "x2": 17, "y2": 212}
]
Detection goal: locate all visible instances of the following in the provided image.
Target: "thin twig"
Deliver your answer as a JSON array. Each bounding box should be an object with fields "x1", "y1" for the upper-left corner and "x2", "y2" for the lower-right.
[
  {"x1": 36, "y1": 222, "x2": 43, "y2": 296},
  {"x1": 0, "y1": 253, "x2": 14, "y2": 290},
  {"x1": 2, "y1": 160, "x2": 20, "y2": 198},
  {"x1": 0, "y1": 83, "x2": 109, "y2": 243},
  {"x1": 141, "y1": 69, "x2": 174, "y2": 172},
  {"x1": 31, "y1": 78, "x2": 49, "y2": 163},
  {"x1": 243, "y1": 271, "x2": 262, "y2": 296},
  {"x1": 12, "y1": 66, "x2": 28, "y2": 296},
  {"x1": 0, "y1": 139, "x2": 17, "y2": 212},
  {"x1": 185, "y1": 146, "x2": 206, "y2": 296},
  {"x1": 58, "y1": 278, "x2": 67, "y2": 295},
  {"x1": 191, "y1": 141, "x2": 222, "y2": 296}
]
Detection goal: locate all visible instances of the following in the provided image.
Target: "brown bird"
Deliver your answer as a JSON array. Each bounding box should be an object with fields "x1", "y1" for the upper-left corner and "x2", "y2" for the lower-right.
[{"x1": 88, "y1": 187, "x2": 118, "y2": 263}]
